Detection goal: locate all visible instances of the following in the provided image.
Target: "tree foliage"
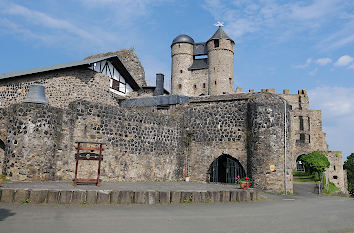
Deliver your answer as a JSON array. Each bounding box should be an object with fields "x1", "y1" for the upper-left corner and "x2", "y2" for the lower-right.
[
  {"x1": 344, "y1": 153, "x2": 354, "y2": 196},
  {"x1": 300, "y1": 152, "x2": 330, "y2": 176}
]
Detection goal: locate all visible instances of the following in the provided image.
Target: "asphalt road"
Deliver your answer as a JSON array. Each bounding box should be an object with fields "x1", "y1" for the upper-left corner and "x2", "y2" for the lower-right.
[{"x1": 0, "y1": 191, "x2": 353, "y2": 233}]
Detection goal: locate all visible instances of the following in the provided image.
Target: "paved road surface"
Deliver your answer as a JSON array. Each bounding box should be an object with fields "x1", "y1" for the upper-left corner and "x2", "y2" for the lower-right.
[{"x1": 1, "y1": 187, "x2": 353, "y2": 233}]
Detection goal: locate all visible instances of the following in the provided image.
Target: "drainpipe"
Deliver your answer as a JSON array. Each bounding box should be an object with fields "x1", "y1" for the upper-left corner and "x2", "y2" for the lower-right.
[{"x1": 284, "y1": 99, "x2": 287, "y2": 195}]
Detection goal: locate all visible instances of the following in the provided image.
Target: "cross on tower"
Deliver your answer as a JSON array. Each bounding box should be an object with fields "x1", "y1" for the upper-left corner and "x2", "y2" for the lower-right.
[{"x1": 214, "y1": 21, "x2": 224, "y2": 27}]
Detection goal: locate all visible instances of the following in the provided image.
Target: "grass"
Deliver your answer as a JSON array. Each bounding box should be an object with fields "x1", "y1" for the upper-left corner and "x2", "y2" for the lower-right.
[
  {"x1": 293, "y1": 175, "x2": 317, "y2": 183},
  {"x1": 322, "y1": 182, "x2": 340, "y2": 194}
]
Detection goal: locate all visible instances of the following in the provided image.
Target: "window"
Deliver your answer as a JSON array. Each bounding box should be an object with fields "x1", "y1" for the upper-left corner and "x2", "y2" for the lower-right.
[
  {"x1": 334, "y1": 165, "x2": 336, "y2": 171},
  {"x1": 214, "y1": 39, "x2": 219, "y2": 48},
  {"x1": 299, "y1": 134, "x2": 305, "y2": 142},
  {"x1": 299, "y1": 116, "x2": 304, "y2": 130},
  {"x1": 178, "y1": 84, "x2": 182, "y2": 89},
  {"x1": 194, "y1": 84, "x2": 197, "y2": 89},
  {"x1": 180, "y1": 70, "x2": 183, "y2": 73},
  {"x1": 203, "y1": 83, "x2": 206, "y2": 88},
  {"x1": 333, "y1": 175, "x2": 338, "y2": 179},
  {"x1": 215, "y1": 80, "x2": 217, "y2": 85},
  {"x1": 308, "y1": 117, "x2": 311, "y2": 130},
  {"x1": 229, "y1": 78, "x2": 232, "y2": 84}
]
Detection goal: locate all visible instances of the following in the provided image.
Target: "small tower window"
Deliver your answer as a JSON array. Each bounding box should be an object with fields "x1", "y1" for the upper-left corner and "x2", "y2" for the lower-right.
[
  {"x1": 180, "y1": 70, "x2": 183, "y2": 73},
  {"x1": 215, "y1": 80, "x2": 217, "y2": 85},
  {"x1": 299, "y1": 133, "x2": 305, "y2": 143},
  {"x1": 299, "y1": 116, "x2": 304, "y2": 130},
  {"x1": 203, "y1": 83, "x2": 206, "y2": 88},
  {"x1": 334, "y1": 165, "x2": 336, "y2": 171},
  {"x1": 214, "y1": 39, "x2": 219, "y2": 48},
  {"x1": 194, "y1": 84, "x2": 197, "y2": 89},
  {"x1": 229, "y1": 78, "x2": 232, "y2": 84},
  {"x1": 333, "y1": 175, "x2": 338, "y2": 179},
  {"x1": 178, "y1": 84, "x2": 182, "y2": 89}
]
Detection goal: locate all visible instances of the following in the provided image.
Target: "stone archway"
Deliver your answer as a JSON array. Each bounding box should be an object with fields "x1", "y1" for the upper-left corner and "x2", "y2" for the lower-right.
[
  {"x1": 296, "y1": 154, "x2": 306, "y2": 172},
  {"x1": 209, "y1": 154, "x2": 246, "y2": 183}
]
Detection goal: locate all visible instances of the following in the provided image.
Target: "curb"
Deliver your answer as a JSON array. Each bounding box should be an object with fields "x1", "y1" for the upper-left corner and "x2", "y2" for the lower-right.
[{"x1": 0, "y1": 188, "x2": 259, "y2": 205}]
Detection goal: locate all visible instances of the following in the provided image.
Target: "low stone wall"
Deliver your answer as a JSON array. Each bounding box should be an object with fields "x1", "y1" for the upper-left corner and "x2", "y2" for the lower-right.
[{"x1": 0, "y1": 187, "x2": 259, "y2": 205}]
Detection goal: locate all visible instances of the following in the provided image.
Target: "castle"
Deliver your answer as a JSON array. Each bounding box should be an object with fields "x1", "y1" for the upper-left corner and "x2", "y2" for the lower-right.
[{"x1": 0, "y1": 26, "x2": 347, "y2": 193}]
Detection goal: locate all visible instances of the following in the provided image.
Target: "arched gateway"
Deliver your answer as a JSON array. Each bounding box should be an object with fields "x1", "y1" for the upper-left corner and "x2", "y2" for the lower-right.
[{"x1": 209, "y1": 154, "x2": 246, "y2": 183}]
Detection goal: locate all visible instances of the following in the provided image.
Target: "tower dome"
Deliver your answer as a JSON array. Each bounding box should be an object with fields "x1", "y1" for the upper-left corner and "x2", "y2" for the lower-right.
[{"x1": 171, "y1": 34, "x2": 194, "y2": 46}]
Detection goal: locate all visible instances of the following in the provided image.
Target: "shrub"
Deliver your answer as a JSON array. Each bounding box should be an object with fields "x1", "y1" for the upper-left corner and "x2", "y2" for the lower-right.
[{"x1": 300, "y1": 152, "x2": 330, "y2": 180}]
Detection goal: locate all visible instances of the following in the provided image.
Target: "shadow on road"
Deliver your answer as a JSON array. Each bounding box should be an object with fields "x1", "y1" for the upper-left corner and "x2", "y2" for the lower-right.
[{"x1": 0, "y1": 208, "x2": 16, "y2": 221}]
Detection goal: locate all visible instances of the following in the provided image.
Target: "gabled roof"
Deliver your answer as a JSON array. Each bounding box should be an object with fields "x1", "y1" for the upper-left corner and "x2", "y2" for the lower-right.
[
  {"x1": 0, "y1": 56, "x2": 140, "y2": 90},
  {"x1": 208, "y1": 27, "x2": 234, "y2": 43}
]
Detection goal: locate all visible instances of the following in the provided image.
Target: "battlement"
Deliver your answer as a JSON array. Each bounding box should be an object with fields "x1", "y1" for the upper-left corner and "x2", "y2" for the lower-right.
[{"x1": 246, "y1": 88, "x2": 308, "y2": 96}]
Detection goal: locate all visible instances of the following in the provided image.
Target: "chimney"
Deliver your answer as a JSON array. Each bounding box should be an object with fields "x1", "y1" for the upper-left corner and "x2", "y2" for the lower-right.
[{"x1": 154, "y1": 73, "x2": 164, "y2": 96}]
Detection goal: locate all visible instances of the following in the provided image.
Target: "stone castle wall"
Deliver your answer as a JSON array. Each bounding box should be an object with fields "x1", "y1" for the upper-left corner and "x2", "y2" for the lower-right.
[
  {"x1": 2, "y1": 100, "x2": 184, "y2": 182},
  {"x1": 181, "y1": 95, "x2": 249, "y2": 182},
  {"x1": 327, "y1": 151, "x2": 347, "y2": 193},
  {"x1": 247, "y1": 94, "x2": 293, "y2": 193},
  {"x1": 0, "y1": 67, "x2": 119, "y2": 109},
  {"x1": 190, "y1": 69, "x2": 209, "y2": 96},
  {"x1": 0, "y1": 89, "x2": 346, "y2": 194},
  {"x1": 3, "y1": 103, "x2": 63, "y2": 180}
]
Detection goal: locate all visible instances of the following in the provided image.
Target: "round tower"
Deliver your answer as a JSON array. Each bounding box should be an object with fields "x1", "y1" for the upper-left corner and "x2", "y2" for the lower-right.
[
  {"x1": 171, "y1": 34, "x2": 194, "y2": 95},
  {"x1": 206, "y1": 27, "x2": 234, "y2": 95}
]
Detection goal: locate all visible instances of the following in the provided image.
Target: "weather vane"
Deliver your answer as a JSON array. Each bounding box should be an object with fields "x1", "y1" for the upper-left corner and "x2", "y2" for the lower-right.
[{"x1": 214, "y1": 21, "x2": 224, "y2": 27}]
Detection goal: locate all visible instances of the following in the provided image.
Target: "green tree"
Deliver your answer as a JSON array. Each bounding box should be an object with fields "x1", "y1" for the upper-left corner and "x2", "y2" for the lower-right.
[
  {"x1": 300, "y1": 152, "x2": 330, "y2": 181},
  {"x1": 344, "y1": 153, "x2": 354, "y2": 196}
]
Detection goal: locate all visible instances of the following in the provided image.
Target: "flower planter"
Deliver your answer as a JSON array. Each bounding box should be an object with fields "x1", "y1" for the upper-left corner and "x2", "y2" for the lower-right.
[
  {"x1": 240, "y1": 181, "x2": 250, "y2": 189},
  {"x1": 185, "y1": 176, "x2": 190, "y2": 182}
]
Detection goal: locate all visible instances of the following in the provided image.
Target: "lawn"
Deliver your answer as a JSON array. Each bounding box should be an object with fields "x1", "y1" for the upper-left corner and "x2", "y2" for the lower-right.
[{"x1": 293, "y1": 175, "x2": 317, "y2": 182}]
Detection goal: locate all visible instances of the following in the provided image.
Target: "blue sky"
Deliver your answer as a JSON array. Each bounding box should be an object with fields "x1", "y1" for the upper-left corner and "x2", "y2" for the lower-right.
[{"x1": 0, "y1": 0, "x2": 353, "y2": 161}]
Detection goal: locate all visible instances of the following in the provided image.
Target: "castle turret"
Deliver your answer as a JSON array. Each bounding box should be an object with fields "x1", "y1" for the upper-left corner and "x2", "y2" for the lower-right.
[
  {"x1": 171, "y1": 34, "x2": 194, "y2": 95},
  {"x1": 206, "y1": 27, "x2": 235, "y2": 95}
]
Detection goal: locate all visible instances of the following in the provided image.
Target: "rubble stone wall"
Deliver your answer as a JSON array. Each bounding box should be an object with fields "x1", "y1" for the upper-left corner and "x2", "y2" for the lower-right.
[
  {"x1": 2, "y1": 101, "x2": 184, "y2": 182},
  {"x1": 327, "y1": 151, "x2": 347, "y2": 193},
  {"x1": 3, "y1": 103, "x2": 63, "y2": 180},
  {"x1": 0, "y1": 67, "x2": 119, "y2": 109},
  {"x1": 182, "y1": 97, "x2": 248, "y2": 182},
  {"x1": 247, "y1": 93, "x2": 293, "y2": 193}
]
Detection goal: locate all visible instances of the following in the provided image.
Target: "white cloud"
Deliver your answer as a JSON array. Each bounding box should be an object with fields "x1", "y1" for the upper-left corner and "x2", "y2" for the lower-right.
[
  {"x1": 309, "y1": 86, "x2": 354, "y2": 159},
  {"x1": 334, "y1": 55, "x2": 354, "y2": 66},
  {"x1": 203, "y1": 0, "x2": 346, "y2": 41},
  {"x1": 290, "y1": 0, "x2": 341, "y2": 20},
  {"x1": 0, "y1": 2, "x2": 95, "y2": 42},
  {"x1": 315, "y1": 57, "x2": 332, "y2": 66},
  {"x1": 77, "y1": 0, "x2": 172, "y2": 26},
  {"x1": 348, "y1": 63, "x2": 354, "y2": 69},
  {"x1": 295, "y1": 58, "x2": 312, "y2": 68},
  {"x1": 0, "y1": 1, "x2": 142, "y2": 51}
]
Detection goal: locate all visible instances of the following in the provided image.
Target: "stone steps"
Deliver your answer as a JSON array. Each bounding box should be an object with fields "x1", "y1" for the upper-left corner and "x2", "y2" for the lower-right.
[{"x1": 0, "y1": 188, "x2": 259, "y2": 205}]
